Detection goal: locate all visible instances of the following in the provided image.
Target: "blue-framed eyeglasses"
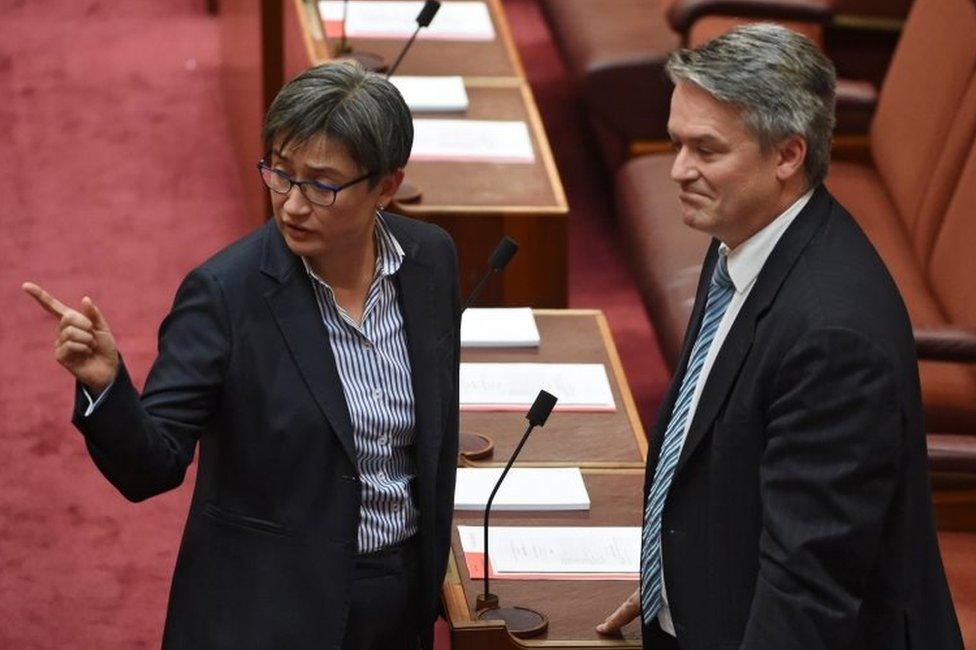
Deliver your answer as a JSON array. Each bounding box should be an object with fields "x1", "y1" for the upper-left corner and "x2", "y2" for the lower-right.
[{"x1": 257, "y1": 161, "x2": 373, "y2": 207}]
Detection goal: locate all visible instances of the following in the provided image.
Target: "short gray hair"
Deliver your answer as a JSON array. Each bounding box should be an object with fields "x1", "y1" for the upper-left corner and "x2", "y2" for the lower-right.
[
  {"x1": 665, "y1": 23, "x2": 836, "y2": 187},
  {"x1": 262, "y1": 61, "x2": 413, "y2": 184}
]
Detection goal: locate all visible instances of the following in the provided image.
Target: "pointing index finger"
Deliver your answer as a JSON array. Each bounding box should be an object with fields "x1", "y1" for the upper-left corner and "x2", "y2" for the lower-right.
[{"x1": 22, "y1": 282, "x2": 70, "y2": 319}]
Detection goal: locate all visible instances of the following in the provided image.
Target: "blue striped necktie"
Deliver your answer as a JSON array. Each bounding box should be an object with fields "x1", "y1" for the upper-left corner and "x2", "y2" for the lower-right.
[{"x1": 641, "y1": 251, "x2": 735, "y2": 625}]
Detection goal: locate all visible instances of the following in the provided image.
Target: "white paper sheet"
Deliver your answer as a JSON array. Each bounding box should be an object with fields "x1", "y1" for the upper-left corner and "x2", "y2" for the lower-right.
[
  {"x1": 454, "y1": 467, "x2": 590, "y2": 511},
  {"x1": 457, "y1": 526, "x2": 641, "y2": 573},
  {"x1": 460, "y1": 307, "x2": 540, "y2": 348},
  {"x1": 410, "y1": 119, "x2": 535, "y2": 163},
  {"x1": 320, "y1": 1, "x2": 495, "y2": 41},
  {"x1": 389, "y1": 76, "x2": 469, "y2": 112},
  {"x1": 459, "y1": 363, "x2": 616, "y2": 411}
]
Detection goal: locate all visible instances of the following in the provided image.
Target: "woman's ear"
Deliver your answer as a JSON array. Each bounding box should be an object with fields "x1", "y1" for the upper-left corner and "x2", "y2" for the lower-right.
[{"x1": 375, "y1": 169, "x2": 406, "y2": 209}]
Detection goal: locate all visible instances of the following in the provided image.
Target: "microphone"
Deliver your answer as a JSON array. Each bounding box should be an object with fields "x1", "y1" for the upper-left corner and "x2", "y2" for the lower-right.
[
  {"x1": 387, "y1": 1, "x2": 441, "y2": 77},
  {"x1": 336, "y1": 0, "x2": 352, "y2": 54},
  {"x1": 456, "y1": 235, "x2": 520, "y2": 460},
  {"x1": 475, "y1": 390, "x2": 558, "y2": 638},
  {"x1": 462, "y1": 236, "x2": 519, "y2": 311}
]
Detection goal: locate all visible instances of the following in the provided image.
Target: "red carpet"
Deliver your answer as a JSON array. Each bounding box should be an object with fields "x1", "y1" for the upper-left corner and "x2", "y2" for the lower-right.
[
  {"x1": 1, "y1": 2, "x2": 249, "y2": 646},
  {"x1": 1, "y1": 0, "x2": 661, "y2": 647}
]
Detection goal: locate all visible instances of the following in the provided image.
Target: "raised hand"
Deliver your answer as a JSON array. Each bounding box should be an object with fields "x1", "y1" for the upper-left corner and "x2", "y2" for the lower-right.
[
  {"x1": 23, "y1": 282, "x2": 119, "y2": 394},
  {"x1": 596, "y1": 588, "x2": 640, "y2": 636}
]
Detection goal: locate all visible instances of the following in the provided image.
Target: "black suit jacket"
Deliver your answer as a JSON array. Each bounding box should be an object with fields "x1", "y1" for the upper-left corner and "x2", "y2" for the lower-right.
[
  {"x1": 644, "y1": 186, "x2": 962, "y2": 649},
  {"x1": 72, "y1": 214, "x2": 460, "y2": 649}
]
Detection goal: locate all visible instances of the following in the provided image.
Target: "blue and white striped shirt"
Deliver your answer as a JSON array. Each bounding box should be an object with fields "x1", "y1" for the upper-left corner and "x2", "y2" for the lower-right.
[{"x1": 303, "y1": 215, "x2": 419, "y2": 553}]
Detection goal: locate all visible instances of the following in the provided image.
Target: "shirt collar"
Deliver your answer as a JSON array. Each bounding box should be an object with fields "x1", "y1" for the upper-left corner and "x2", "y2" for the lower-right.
[
  {"x1": 720, "y1": 188, "x2": 814, "y2": 294},
  {"x1": 302, "y1": 213, "x2": 405, "y2": 288}
]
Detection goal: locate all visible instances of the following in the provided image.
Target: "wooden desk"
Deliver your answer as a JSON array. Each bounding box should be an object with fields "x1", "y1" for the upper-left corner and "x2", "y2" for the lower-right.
[
  {"x1": 461, "y1": 310, "x2": 647, "y2": 468},
  {"x1": 444, "y1": 470, "x2": 644, "y2": 648},
  {"x1": 445, "y1": 308, "x2": 647, "y2": 647},
  {"x1": 217, "y1": 0, "x2": 569, "y2": 307}
]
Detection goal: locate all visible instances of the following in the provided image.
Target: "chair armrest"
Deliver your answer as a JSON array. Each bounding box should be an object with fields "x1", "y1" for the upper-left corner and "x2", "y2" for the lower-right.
[
  {"x1": 667, "y1": 0, "x2": 833, "y2": 34},
  {"x1": 927, "y1": 434, "x2": 976, "y2": 475},
  {"x1": 915, "y1": 327, "x2": 976, "y2": 364}
]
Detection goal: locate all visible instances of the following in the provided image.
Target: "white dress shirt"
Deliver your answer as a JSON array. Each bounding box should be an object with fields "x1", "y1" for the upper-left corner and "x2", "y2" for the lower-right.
[{"x1": 658, "y1": 188, "x2": 814, "y2": 636}]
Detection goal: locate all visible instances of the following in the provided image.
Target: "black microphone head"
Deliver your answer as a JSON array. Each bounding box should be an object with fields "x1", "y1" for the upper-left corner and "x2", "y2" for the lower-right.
[
  {"x1": 488, "y1": 236, "x2": 519, "y2": 271},
  {"x1": 417, "y1": 0, "x2": 441, "y2": 27},
  {"x1": 526, "y1": 390, "x2": 558, "y2": 427}
]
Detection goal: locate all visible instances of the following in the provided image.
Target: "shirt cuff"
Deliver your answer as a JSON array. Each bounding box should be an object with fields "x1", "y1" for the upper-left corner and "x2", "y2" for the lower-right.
[{"x1": 81, "y1": 379, "x2": 115, "y2": 417}]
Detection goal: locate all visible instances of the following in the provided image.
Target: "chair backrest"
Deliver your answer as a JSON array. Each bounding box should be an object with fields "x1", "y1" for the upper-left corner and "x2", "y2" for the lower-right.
[
  {"x1": 869, "y1": 0, "x2": 976, "y2": 263},
  {"x1": 928, "y1": 134, "x2": 976, "y2": 327}
]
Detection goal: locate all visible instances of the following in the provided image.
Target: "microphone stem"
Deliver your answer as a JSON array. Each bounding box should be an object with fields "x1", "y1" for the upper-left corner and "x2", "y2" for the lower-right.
[
  {"x1": 387, "y1": 25, "x2": 422, "y2": 77},
  {"x1": 463, "y1": 269, "x2": 496, "y2": 312},
  {"x1": 338, "y1": 0, "x2": 350, "y2": 54},
  {"x1": 482, "y1": 421, "x2": 536, "y2": 601}
]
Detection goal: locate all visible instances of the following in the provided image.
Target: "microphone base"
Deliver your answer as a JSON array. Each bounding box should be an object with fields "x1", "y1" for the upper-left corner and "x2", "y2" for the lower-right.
[
  {"x1": 333, "y1": 51, "x2": 388, "y2": 73},
  {"x1": 476, "y1": 604, "x2": 549, "y2": 639},
  {"x1": 459, "y1": 432, "x2": 494, "y2": 461},
  {"x1": 394, "y1": 180, "x2": 422, "y2": 204}
]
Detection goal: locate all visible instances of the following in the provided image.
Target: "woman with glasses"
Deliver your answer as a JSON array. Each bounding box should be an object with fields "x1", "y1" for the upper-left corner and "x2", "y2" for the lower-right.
[{"x1": 23, "y1": 61, "x2": 459, "y2": 650}]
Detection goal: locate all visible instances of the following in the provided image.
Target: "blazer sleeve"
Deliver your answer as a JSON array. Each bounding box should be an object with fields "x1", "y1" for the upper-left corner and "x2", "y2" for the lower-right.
[
  {"x1": 741, "y1": 326, "x2": 903, "y2": 649},
  {"x1": 72, "y1": 267, "x2": 231, "y2": 502},
  {"x1": 433, "y1": 227, "x2": 461, "y2": 602}
]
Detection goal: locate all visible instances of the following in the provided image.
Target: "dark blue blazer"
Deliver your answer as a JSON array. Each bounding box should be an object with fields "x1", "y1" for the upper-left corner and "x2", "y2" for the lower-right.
[
  {"x1": 644, "y1": 186, "x2": 962, "y2": 649},
  {"x1": 73, "y1": 214, "x2": 460, "y2": 649}
]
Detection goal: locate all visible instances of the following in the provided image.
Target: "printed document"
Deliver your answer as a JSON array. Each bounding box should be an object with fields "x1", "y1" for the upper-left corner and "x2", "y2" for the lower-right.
[
  {"x1": 389, "y1": 76, "x2": 469, "y2": 112},
  {"x1": 454, "y1": 467, "x2": 590, "y2": 511},
  {"x1": 320, "y1": 1, "x2": 495, "y2": 41},
  {"x1": 457, "y1": 526, "x2": 641, "y2": 573},
  {"x1": 461, "y1": 307, "x2": 540, "y2": 348},
  {"x1": 459, "y1": 362, "x2": 616, "y2": 411},
  {"x1": 411, "y1": 119, "x2": 535, "y2": 163}
]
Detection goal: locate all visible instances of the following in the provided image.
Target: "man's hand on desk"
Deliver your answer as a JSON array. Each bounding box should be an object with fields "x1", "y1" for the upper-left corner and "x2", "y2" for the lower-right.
[{"x1": 596, "y1": 588, "x2": 640, "y2": 635}]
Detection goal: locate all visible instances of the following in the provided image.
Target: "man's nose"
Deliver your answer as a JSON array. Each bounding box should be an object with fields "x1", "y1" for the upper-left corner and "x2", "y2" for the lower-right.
[{"x1": 670, "y1": 147, "x2": 698, "y2": 183}]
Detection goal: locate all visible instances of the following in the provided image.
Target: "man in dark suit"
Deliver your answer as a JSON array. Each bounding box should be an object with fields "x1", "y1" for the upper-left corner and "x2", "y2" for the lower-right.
[
  {"x1": 597, "y1": 24, "x2": 962, "y2": 649},
  {"x1": 24, "y1": 62, "x2": 459, "y2": 649}
]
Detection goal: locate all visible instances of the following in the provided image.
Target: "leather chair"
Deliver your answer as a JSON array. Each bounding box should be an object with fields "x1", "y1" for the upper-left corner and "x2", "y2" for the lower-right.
[
  {"x1": 540, "y1": 0, "x2": 906, "y2": 170},
  {"x1": 615, "y1": 0, "x2": 976, "y2": 448}
]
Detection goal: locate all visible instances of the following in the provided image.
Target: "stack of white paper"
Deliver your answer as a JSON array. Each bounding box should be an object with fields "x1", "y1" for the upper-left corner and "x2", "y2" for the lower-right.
[
  {"x1": 320, "y1": 1, "x2": 496, "y2": 41},
  {"x1": 459, "y1": 362, "x2": 616, "y2": 411},
  {"x1": 460, "y1": 307, "x2": 540, "y2": 348},
  {"x1": 389, "y1": 76, "x2": 469, "y2": 112},
  {"x1": 410, "y1": 119, "x2": 535, "y2": 163},
  {"x1": 454, "y1": 467, "x2": 590, "y2": 511},
  {"x1": 457, "y1": 526, "x2": 641, "y2": 573}
]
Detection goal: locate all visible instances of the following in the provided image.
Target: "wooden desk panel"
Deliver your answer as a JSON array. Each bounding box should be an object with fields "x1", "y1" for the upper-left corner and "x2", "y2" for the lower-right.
[
  {"x1": 400, "y1": 83, "x2": 560, "y2": 210},
  {"x1": 445, "y1": 470, "x2": 644, "y2": 648},
  {"x1": 460, "y1": 311, "x2": 647, "y2": 467},
  {"x1": 397, "y1": 79, "x2": 567, "y2": 307}
]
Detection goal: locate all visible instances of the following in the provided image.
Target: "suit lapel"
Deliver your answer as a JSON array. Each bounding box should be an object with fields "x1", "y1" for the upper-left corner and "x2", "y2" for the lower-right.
[
  {"x1": 674, "y1": 185, "x2": 832, "y2": 475},
  {"x1": 390, "y1": 220, "x2": 443, "y2": 473},
  {"x1": 260, "y1": 223, "x2": 358, "y2": 467}
]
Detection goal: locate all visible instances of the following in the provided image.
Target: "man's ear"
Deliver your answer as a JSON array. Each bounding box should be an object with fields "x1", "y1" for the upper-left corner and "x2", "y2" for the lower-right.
[{"x1": 775, "y1": 135, "x2": 807, "y2": 183}]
